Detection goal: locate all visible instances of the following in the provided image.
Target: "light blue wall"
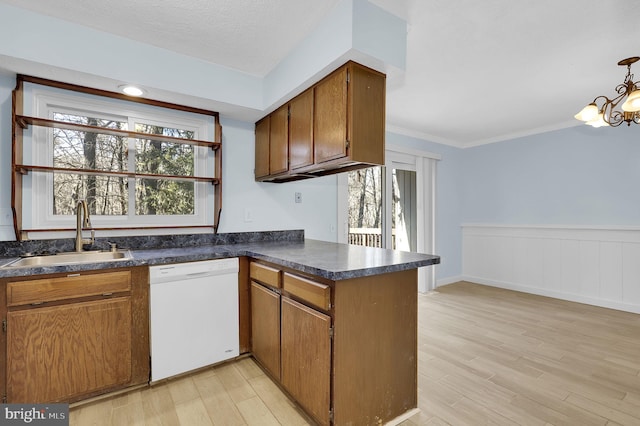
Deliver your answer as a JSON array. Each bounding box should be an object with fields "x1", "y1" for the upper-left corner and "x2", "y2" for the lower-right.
[
  {"x1": 219, "y1": 118, "x2": 338, "y2": 241},
  {"x1": 461, "y1": 126, "x2": 640, "y2": 225},
  {"x1": 386, "y1": 124, "x2": 640, "y2": 282}
]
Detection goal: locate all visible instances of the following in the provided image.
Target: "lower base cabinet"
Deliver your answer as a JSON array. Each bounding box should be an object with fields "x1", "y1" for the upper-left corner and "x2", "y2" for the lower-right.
[
  {"x1": 250, "y1": 281, "x2": 281, "y2": 379},
  {"x1": 8, "y1": 297, "x2": 132, "y2": 403},
  {"x1": 250, "y1": 260, "x2": 418, "y2": 426},
  {"x1": 281, "y1": 297, "x2": 331, "y2": 425},
  {"x1": 2, "y1": 267, "x2": 149, "y2": 403}
]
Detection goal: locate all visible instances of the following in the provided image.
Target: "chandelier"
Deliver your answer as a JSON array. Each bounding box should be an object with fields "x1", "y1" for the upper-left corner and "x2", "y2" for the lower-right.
[{"x1": 574, "y1": 57, "x2": 640, "y2": 127}]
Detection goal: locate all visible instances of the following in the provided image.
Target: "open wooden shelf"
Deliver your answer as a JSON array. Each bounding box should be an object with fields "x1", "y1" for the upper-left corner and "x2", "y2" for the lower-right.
[
  {"x1": 14, "y1": 164, "x2": 219, "y2": 184},
  {"x1": 16, "y1": 115, "x2": 221, "y2": 150},
  {"x1": 11, "y1": 74, "x2": 224, "y2": 240}
]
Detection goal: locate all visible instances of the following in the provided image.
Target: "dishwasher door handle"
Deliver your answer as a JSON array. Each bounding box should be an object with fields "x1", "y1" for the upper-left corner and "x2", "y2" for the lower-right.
[{"x1": 186, "y1": 271, "x2": 214, "y2": 278}]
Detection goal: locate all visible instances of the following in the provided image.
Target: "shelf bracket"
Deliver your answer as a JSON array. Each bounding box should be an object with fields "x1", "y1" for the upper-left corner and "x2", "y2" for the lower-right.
[
  {"x1": 15, "y1": 166, "x2": 29, "y2": 175},
  {"x1": 16, "y1": 116, "x2": 29, "y2": 129}
]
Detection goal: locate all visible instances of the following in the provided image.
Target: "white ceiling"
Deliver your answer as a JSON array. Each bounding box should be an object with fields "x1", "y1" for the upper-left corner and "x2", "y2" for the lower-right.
[{"x1": 2, "y1": 0, "x2": 640, "y2": 147}]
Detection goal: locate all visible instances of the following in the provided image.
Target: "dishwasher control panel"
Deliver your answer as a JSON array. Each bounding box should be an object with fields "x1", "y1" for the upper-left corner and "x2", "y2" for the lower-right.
[{"x1": 149, "y1": 257, "x2": 239, "y2": 284}]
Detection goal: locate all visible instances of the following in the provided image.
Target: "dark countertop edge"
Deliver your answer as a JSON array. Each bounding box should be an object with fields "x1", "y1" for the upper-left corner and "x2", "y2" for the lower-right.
[
  {"x1": 0, "y1": 243, "x2": 440, "y2": 281},
  {"x1": 246, "y1": 252, "x2": 440, "y2": 280}
]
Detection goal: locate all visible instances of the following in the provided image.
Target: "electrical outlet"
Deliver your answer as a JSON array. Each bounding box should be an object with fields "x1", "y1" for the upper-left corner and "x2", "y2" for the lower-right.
[{"x1": 295, "y1": 192, "x2": 302, "y2": 203}]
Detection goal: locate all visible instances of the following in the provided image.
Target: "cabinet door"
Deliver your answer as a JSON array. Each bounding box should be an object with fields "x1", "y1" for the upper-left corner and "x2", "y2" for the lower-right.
[
  {"x1": 250, "y1": 282, "x2": 281, "y2": 379},
  {"x1": 314, "y1": 66, "x2": 348, "y2": 164},
  {"x1": 7, "y1": 297, "x2": 132, "y2": 403},
  {"x1": 349, "y1": 63, "x2": 386, "y2": 165},
  {"x1": 289, "y1": 89, "x2": 314, "y2": 170},
  {"x1": 255, "y1": 117, "x2": 270, "y2": 178},
  {"x1": 281, "y1": 297, "x2": 331, "y2": 426},
  {"x1": 269, "y1": 105, "x2": 289, "y2": 175}
]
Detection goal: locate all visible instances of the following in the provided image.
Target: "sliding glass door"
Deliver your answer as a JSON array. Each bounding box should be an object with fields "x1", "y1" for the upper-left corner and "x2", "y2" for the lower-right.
[{"x1": 342, "y1": 148, "x2": 437, "y2": 291}]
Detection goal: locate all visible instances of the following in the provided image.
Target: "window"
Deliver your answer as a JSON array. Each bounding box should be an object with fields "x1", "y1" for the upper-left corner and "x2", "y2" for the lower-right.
[{"x1": 15, "y1": 79, "x2": 219, "y2": 239}]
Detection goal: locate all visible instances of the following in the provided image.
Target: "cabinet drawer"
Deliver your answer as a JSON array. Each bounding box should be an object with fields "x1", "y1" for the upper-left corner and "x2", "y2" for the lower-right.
[
  {"x1": 283, "y1": 273, "x2": 331, "y2": 311},
  {"x1": 250, "y1": 262, "x2": 281, "y2": 288},
  {"x1": 7, "y1": 270, "x2": 131, "y2": 307}
]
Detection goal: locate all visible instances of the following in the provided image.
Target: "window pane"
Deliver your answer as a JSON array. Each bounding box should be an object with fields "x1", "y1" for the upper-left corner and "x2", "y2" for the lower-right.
[
  {"x1": 134, "y1": 123, "x2": 195, "y2": 177},
  {"x1": 52, "y1": 113, "x2": 128, "y2": 172},
  {"x1": 135, "y1": 179, "x2": 195, "y2": 215},
  {"x1": 392, "y1": 169, "x2": 417, "y2": 251},
  {"x1": 53, "y1": 173, "x2": 128, "y2": 215},
  {"x1": 133, "y1": 123, "x2": 196, "y2": 215},
  {"x1": 348, "y1": 167, "x2": 382, "y2": 247},
  {"x1": 51, "y1": 113, "x2": 128, "y2": 216}
]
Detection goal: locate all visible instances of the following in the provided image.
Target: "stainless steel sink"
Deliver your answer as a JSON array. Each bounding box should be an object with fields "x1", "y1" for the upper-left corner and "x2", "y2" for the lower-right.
[{"x1": 2, "y1": 250, "x2": 132, "y2": 268}]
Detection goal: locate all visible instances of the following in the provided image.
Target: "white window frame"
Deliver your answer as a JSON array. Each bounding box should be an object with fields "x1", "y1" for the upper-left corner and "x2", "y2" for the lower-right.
[{"x1": 22, "y1": 83, "x2": 215, "y2": 237}]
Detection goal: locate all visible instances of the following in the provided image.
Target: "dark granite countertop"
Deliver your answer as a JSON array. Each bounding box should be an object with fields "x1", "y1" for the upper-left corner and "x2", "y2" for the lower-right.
[{"x1": 0, "y1": 235, "x2": 440, "y2": 280}]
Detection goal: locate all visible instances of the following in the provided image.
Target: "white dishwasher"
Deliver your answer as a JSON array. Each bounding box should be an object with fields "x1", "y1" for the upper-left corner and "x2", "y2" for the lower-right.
[{"x1": 149, "y1": 258, "x2": 239, "y2": 382}]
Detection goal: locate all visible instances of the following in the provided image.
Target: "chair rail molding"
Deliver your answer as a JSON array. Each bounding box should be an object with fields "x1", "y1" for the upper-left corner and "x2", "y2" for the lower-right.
[{"x1": 462, "y1": 224, "x2": 640, "y2": 314}]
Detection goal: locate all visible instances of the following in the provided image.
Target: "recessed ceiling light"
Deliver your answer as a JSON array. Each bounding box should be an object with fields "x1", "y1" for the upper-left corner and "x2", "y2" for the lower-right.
[{"x1": 119, "y1": 84, "x2": 144, "y2": 97}]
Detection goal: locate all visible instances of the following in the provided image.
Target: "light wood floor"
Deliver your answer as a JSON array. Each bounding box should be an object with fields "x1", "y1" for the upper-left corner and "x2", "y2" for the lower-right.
[{"x1": 70, "y1": 282, "x2": 640, "y2": 425}]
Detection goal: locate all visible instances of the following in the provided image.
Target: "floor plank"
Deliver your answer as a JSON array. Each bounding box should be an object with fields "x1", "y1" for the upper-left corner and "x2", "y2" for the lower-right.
[{"x1": 70, "y1": 281, "x2": 640, "y2": 425}]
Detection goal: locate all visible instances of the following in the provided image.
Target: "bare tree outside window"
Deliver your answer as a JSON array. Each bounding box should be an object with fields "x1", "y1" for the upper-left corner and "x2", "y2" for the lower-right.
[
  {"x1": 348, "y1": 167, "x2": 382, "y2": 247},
  {"x1": 349, "y1": 166, "x2": 413, "y2": 249},
  {"x1": 52, "y1": 113, "x2": 128, "y2": 215},
  {"x1": 51, "y1": 113, "x2": 197, "y2": 217}
]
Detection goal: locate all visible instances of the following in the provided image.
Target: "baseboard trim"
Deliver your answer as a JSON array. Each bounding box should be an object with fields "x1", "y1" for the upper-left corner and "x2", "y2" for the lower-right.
[
  {"x1": 385, "y1": 408, "x2": 421, "y2": 425},
  {"x1": 462, "y1": 275, "x2": 640, "y2": 314},
  {"x1": 436, "y1": 275, "x2": 463, "y2": 287}
]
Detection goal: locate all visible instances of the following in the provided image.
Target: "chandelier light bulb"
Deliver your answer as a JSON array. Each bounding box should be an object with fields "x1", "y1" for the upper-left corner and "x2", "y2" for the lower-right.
[
  {"x1": 586, "y1": 112, "x2": 608, "y2": 128},
  {"x1": 574, "y1": 103, "x2": 598, "y2": 122},
  {"x1": 621, "y1": 89, "x2": 640, "y2": 112}
]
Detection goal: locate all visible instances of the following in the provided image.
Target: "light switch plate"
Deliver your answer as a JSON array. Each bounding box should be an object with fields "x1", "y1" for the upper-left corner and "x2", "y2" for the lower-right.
[{"x1": 295, "y1": 192, "x2": 302, "y2": 203}]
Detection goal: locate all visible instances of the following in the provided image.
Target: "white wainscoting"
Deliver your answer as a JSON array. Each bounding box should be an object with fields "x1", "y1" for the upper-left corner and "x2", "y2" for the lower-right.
[{"x1": 462, "y1": 224, "x2": 640, "y2": 314}]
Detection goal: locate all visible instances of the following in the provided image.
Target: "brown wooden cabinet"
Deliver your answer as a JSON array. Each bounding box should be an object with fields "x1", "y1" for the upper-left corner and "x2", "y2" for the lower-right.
[
  {"x1": 281, "y1": 297, "x2": 331, "y2": 426},
  {"x1": 270, "y1": 105, "x2": 289, "y2": 175},
  {"x1": 315, "y1": 62, "x2": 385, "y2": 167},
  {"x1": 255, "y1": 61, "x2": 385, "y2": 182},
  {"x1": 289, "y1": 89, "x2": 314, "y2": 170},
  {"x1": 2, "y1": 267, "x2": 149, "y2": 403},
  {"x1": 250, "y1": 261, "x2": 332, "y2": 425},
  {"x1": 8, "y1": 297, "x2": 132, "y2": 403},
  {"x1": 250, "y1": 281, "x2": 281, "y2": 379},
  {"x1": 254, "y1": 116, "x2": 270, "y2": 179},
  {"x1": 248, "y1": 260, "x2": 418, "y2": 426},
  {"x1": 314, "y1": 65, "x2": 349, "y2": 164},
  {"x1": 254, "y1": 105, "x2": 289, "y2": 180}
]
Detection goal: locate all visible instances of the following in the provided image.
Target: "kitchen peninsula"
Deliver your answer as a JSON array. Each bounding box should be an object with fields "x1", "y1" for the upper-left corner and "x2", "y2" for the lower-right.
[{"x1": 0, "y1": 231, "x2": 439, "y2": 425}]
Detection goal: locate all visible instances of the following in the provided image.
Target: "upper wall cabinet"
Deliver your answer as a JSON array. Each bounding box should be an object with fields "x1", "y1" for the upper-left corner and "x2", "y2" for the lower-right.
[
  {"x1": 255, "y1": 61, "x2": 385, "y2": 182},
  {"x1": 289, "y1": 89, "x2": 314, "y2": 171}
]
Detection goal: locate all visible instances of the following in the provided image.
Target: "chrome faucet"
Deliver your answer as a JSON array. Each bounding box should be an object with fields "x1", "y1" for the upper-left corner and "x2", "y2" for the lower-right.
[{"x1": 75, "y1": 200, "x2": 95, "y2": 252}]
